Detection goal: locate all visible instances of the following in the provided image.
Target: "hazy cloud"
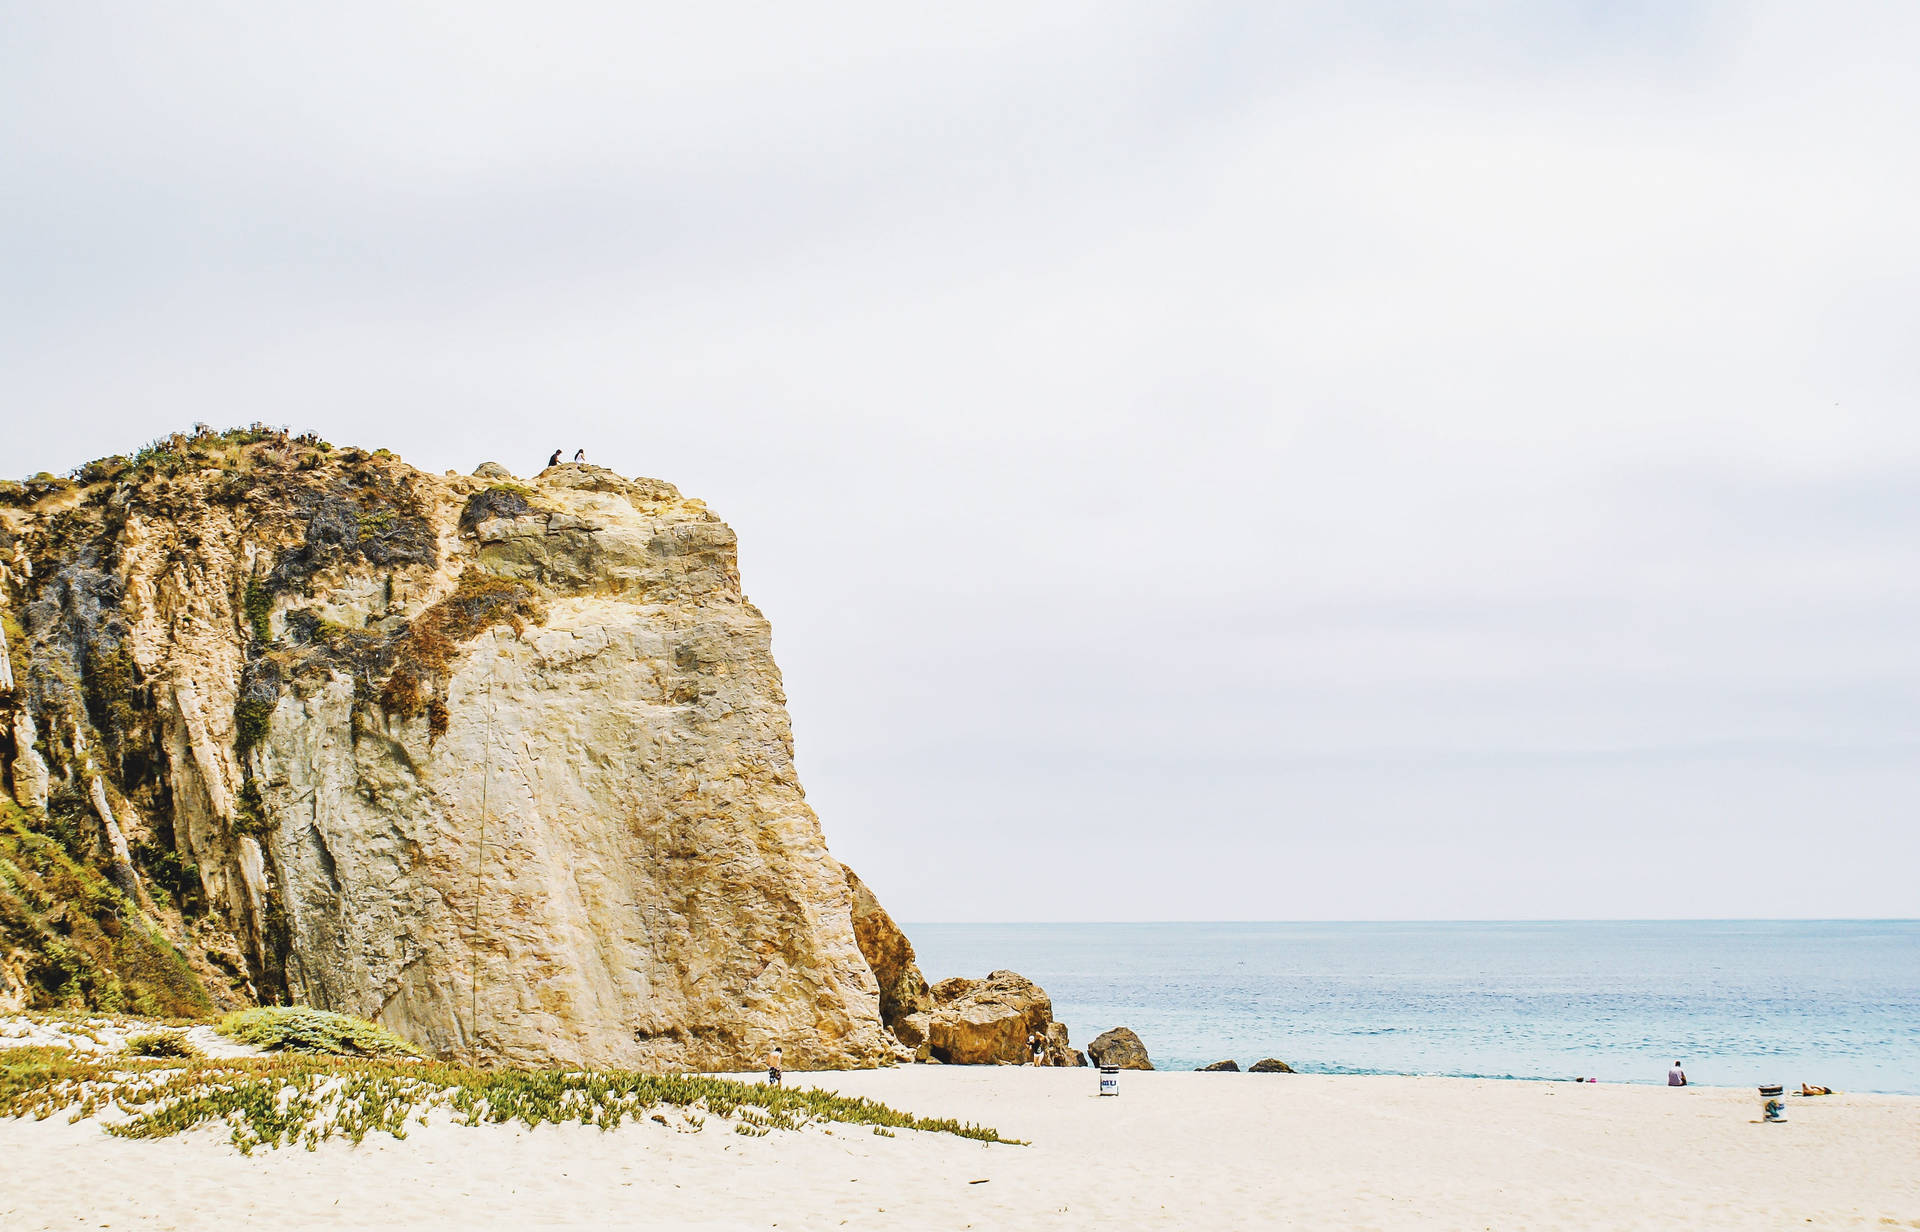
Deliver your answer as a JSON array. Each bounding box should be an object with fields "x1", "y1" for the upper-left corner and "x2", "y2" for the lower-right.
[{"x1": 5, "y1": 1, "x2": 1917, "y2": 918}]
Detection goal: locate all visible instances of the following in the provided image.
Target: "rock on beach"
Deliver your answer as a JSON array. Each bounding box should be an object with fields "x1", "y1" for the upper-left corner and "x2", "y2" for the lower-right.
[{"x1": 1086, "y1": 1026, "x2": 1153, "y2": 1070}]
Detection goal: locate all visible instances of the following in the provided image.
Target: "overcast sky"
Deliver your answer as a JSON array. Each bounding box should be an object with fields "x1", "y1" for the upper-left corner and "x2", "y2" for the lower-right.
[{"x1": 5, "y1": 2, "x2": 1918, "y2": 921}]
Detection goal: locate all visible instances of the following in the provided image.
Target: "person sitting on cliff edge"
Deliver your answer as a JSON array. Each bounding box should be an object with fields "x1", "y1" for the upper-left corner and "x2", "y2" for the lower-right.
[{"x1": 546, "y1": 448, "x2": 562, "y2": 468}]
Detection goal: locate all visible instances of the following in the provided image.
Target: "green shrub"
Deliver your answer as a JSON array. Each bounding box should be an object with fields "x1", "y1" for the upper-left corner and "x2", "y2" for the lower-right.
[
  {"x1": 84, "y1": 642, "x2": 140, "y2": 737},
  {"x1": 0, "y1": 802, "x2": 213, "y2": 1018},
  {"x1": 216, "y1": 1007, "x2": 422, "y2": 1058},
  {"x1": 124, "y1": 1031, "x2": 202, "y2": 1060},
  {"x1": 232, "y1": 780, "x2": 272, "y2": 837},
  {"x1": 132, "y1": 840, "x2": 202, "y2": 917}
]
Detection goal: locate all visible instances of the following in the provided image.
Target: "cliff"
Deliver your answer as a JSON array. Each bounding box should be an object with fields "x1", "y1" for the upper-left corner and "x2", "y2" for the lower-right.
[{"x1": 0, "y1": 427, "x2": 896, "y2": 1068}]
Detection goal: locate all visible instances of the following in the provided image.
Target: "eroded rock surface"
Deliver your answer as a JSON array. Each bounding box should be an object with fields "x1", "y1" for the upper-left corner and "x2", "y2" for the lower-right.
[
  {"x1": 0, "y1": 432, "x2": 896, "y2": 1069},
  {"x1": 1045, "y1": 1020, "x2": 1087, "y2": 1067},
  {"x1": 842, "y1": 864, "x2": 931, "y2": 1043},
  {"x1": 926, "y1": 969, "x2": 1055, "y2": 1065},
  {"x1": 1249, "y1": 1057, "x2": 1296, "y2": 1073},
  {"x1": 1087, "y1": 1026, "x2": 1154, "y2": 1070}
]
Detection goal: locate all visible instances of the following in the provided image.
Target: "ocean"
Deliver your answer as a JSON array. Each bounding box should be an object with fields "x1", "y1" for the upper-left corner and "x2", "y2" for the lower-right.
[{"x1": 903, "y1": 921, "x2": 1920, "y2": 1094}]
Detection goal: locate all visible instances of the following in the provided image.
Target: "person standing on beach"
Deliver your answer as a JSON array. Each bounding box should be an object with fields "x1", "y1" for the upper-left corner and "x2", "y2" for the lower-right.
[
  {"x1": 1668, "y1": 1061, "x2": 1687, "y2": 1086},
  {"x1": 768, "y1": 1045, "x2": 783, "y2": 1086},
  {"x1": 1029, "y1": 1030, "x2": 1045, "y2": 1066}
]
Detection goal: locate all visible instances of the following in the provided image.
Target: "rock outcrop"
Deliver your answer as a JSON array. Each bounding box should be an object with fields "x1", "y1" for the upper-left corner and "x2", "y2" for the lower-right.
[
  {"x1": 1045, "y1": 1020, "x2": 1086, "y2": 1067},
  {"x1": 1086, "y1": 1026, "x2": 1153, "y2": 1070},
  {"x1": 0, "y1": 429, "x2": 903, "y2": 1069},
  {"x1": 925, "y1": 969, "x2": 1056, "y2": 1065},
  {"x1": 1197, "y1": 1059, "x2": 1240, "y2": 1072},
  {"x1": 841, "y1": 864, "x2": 931, "y2": 1047},
  {"x1": 1249, "y1": 1057, "x2": 1295, "y2": 1073}
]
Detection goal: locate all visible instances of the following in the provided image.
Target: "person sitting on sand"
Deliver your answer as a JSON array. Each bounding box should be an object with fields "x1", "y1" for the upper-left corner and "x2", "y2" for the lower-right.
[
  {"x1": 767, "y1": 1045, "x2": 783, "y2": 1086},
  {"x1": 1668, "y1": 1062, "x2": 1687, "y2": 1087}
]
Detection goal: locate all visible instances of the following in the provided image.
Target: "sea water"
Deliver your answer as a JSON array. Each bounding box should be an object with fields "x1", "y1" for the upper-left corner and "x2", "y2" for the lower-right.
[{"x1": 904, "y1": 921, "x2": 1920, "y2": 1094}]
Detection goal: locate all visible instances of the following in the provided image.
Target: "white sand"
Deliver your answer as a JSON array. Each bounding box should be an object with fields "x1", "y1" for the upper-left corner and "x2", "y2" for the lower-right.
[
  {"x1": 2, "y1": 1066, "x2": 1915, "y2": 1230},
  {"x1": 0, "y1": 1015, "x2": 264, "y2": 1059}
]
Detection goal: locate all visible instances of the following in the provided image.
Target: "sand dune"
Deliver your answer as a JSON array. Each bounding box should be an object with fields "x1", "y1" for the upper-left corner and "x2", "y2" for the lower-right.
[{"x1": 3, "y1": 1067, "x2": 1915, "y2": 1230}]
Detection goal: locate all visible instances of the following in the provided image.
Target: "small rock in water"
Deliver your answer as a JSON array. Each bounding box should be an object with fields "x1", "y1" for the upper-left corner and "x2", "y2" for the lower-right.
[
  {"x1": 1249, "y1": 1058, "x2": 1295, "y2": 1073},
  {"x1": 1196, "y1": 1059, "x2": 1240, "y2": 1072}
]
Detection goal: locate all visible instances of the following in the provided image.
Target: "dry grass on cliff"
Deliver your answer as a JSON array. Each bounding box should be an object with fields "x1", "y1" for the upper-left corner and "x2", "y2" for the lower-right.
[
  {"x1": 0, "y1": 1047, "x2": 1021, "y2": 1155},
  {"x1": 381, "y1": 570, "x2": 546, "y2": 738}
]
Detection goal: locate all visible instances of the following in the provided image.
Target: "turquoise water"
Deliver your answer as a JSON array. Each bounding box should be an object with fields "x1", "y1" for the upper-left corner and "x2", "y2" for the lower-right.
[{"x1": 904, "y1": 921, "x2": 1920, "y2": 1094}]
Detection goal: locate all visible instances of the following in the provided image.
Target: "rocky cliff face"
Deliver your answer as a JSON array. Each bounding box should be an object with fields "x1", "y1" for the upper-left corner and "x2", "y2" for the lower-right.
[{"x1": 0, "y1": 428, "x2": 896, "y2": 1068}]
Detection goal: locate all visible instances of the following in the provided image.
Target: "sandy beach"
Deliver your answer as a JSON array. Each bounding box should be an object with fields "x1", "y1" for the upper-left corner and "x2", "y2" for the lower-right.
[{"x1": 3, "y1": 1066, "x2": 1914, "y2": 1230}]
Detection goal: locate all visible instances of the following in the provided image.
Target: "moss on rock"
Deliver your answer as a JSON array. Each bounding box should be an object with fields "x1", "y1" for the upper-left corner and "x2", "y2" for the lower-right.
[{"x1": 0, "y1": 800, "x2": 213, "y2": 1018}]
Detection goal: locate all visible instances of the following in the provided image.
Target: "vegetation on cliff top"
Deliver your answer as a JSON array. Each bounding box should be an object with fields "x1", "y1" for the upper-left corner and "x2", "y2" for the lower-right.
[
  {"x1": 0, "y1": 800, "x2": 212, "y2": 1018},
  {"x1": 0, "y1": 1047, "x2": 1022, "y2": 1154},
  {"x1": 0, "y1": 424, "x2": 331, "y2": 508}
]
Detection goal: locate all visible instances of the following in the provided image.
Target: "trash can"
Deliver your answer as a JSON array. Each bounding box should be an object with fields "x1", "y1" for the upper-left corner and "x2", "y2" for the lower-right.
[
  {"x1": 1099, "y1": 1066, "x2": 1120, "y2": 1097},
  {"x1": 1758, "y1": 1084, "x2": 1787, "y2": 1123}
]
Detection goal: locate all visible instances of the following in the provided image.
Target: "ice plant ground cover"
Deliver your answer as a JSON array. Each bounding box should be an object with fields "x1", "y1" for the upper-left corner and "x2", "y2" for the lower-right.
[{"x1": 0, "y1": 1045, "x2": 1024, "y2": 1154}]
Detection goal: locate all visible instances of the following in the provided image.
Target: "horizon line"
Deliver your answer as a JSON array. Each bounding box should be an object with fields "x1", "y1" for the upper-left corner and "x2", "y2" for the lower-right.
[{"x1": 898, "y1": 917, "x2": 1920, "y2": 926}]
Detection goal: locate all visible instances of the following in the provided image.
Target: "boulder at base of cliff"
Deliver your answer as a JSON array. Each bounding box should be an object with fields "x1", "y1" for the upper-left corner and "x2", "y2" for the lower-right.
[
  {"x1": 891, "y1": 1011, "x2": 931, "y2": 1049},
  {"x1": 926, "y1": 970, "x2": 1054, "y2": 1065},
  {"x1": 1043, "y1": 1020, "x2": 1086, "y2": 1067},
  {"x1": 1086, "y1": 1026, "x2": 1153, "y2": 1070},
  {"x1": 891, "y1": 1011, "x2": 932, "y2": 1062},
  {"x1": 840, "y1": 864, "x2": 932, "y2": 1047},
  {"x1": 1249, "y1": 1058, "x2": 1295, "y2": 1073},
  {"x1": 1197, "y1": 1059, "x2": 1241, "y2": 1072}
]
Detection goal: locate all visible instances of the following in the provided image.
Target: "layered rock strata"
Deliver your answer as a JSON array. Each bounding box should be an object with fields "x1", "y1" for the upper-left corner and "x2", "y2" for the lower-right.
[{"x1": 0, "y1": 430, "x2": 897, "y2": 1069}]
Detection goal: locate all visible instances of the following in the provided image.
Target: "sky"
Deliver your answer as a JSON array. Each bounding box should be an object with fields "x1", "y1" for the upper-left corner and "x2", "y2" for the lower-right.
[{"x1": 4, "y1": 1, "x2": 1918, "y2": 921}]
